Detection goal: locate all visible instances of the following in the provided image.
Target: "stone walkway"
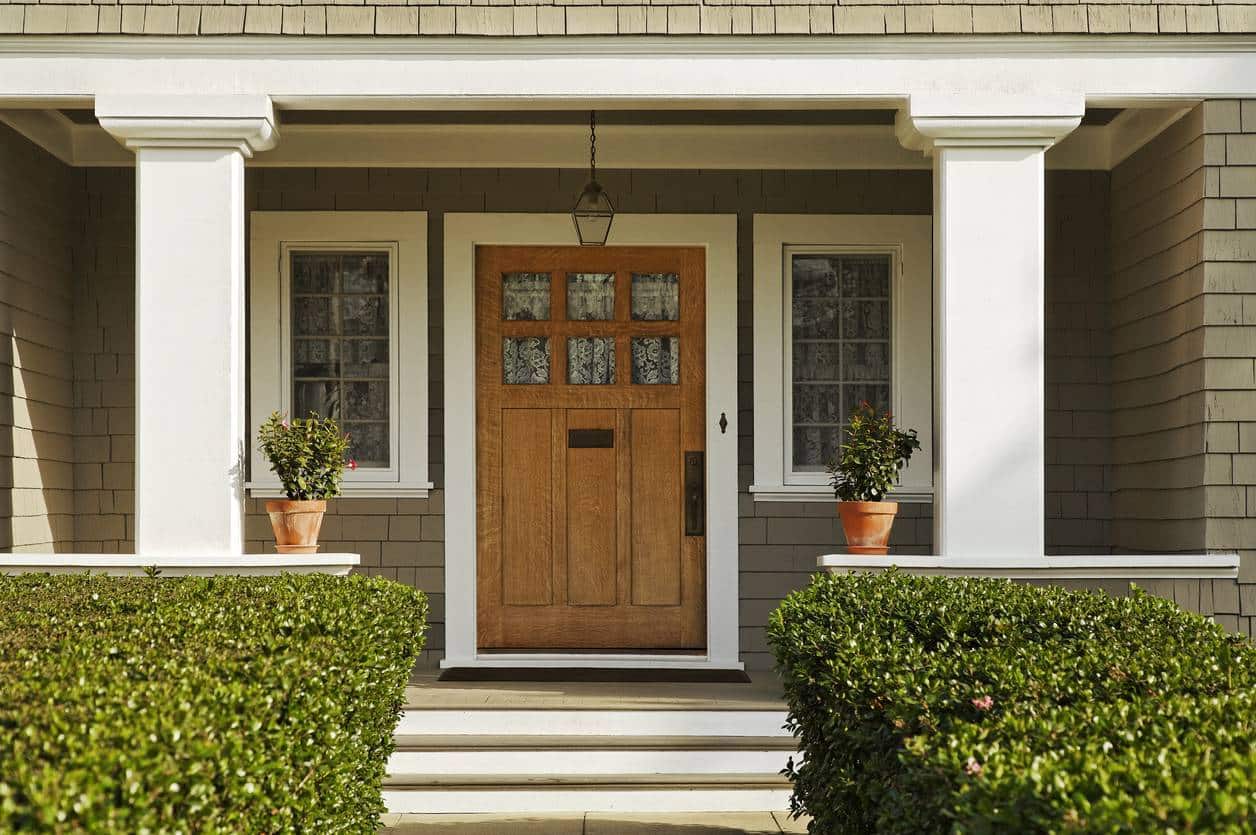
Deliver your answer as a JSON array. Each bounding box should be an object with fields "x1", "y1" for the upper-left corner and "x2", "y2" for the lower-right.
[{"x1": 381, "y1": 812, "x2": 810, "y2": 833}]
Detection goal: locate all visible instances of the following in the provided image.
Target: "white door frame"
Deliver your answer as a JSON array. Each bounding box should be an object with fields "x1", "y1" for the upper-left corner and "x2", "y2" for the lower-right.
[{"x1": 442, "y1": 213, "x2": 741, "y2": 670}]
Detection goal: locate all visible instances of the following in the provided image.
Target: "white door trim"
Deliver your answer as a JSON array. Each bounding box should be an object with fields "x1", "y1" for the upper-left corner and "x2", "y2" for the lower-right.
[{"x1": 441, "y1": 213, "x2": 741, "y2": 670}]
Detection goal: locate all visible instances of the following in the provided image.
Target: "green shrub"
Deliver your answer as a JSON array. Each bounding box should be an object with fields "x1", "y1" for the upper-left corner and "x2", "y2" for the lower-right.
[
  {"x1": 767, "y1": 571, "x2": 1256, "y2": 834},
  {"x1": 0, "y1": 573, "x2": 427, "y2": 833}
]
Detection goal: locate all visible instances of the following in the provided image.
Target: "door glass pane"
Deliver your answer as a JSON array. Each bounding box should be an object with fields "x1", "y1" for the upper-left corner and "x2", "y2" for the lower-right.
[
  {"x1": 789, "y1": 253, "x2": 892, "y2": 473},
  {"x1": 291, "y1": 250, "x2": 391, "y2": 468},
  {"x1": 502, "y1": 272, "x2": 551, "y2": 320},
  {"x1": 631, "y1": 273, "x2": 680, "y2": 321},
  {"x1": 631, "y1": 336, "x2": 680, "y2": 385},
  {"x1": 567, "y1": 273, "x2": 615, "y2": 320},
  {"x1": 568, "y1": 337, "x2": 616, "y2": 385},
  {"x1": 503, "y1": 337, "x2": 551, "y2": 384}
]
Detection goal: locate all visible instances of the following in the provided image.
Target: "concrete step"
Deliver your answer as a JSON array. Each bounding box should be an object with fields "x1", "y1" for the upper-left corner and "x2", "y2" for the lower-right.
[
  {"x1": 388, "y1": 696, "x2": 796, "y2": 814},
  {"x1": 387, "y1": 747, "x2": 792, "y2": 783},
  {"x1": 382, "y1": 784, "x2": 796, "y2": 815},
  {"x1": 395, "y1": 708, "x2": 791, "y2": 738}
]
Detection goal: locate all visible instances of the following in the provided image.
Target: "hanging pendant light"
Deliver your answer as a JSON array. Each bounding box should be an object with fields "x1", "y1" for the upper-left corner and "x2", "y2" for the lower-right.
[{"x1": 572, "y1": 111, "x2": 614, "y2": 246}]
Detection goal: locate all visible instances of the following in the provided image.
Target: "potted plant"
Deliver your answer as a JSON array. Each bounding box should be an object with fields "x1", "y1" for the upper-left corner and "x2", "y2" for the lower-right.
[
  {"x1": 828, "y1": 402, "x2": 921, "y2": 555},
  {"x1": 257, "y1": 411, "x2": 355, "y2": 554}
]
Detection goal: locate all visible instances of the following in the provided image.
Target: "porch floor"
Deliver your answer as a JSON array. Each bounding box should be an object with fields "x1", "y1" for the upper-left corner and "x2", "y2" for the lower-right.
[{"x1": 404, "y1": 672, "x2": 785, "y2": 711}]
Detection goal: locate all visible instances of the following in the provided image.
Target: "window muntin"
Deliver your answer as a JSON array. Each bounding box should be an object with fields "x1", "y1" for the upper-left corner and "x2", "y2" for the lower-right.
[
  {"x1": 788, "y1": 251, "x2": 893, "y2": 475},
  {"x1": 290, "y1": 251, "x2": 392, "y2": 468}
]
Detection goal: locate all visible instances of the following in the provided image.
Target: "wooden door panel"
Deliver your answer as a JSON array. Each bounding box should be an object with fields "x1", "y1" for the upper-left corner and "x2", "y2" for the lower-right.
[
  {"x1": 629, "y1": 408, "x2": 682, "y2": 606},
  {"x1": 500, "y1": 408, "x2": 553, "y2": 606},
  {"x1": 566, "y1": 408, "x2": 618, "y2": 607},
  {"x1": 476, "y1": 245, "x2": 705, "y2": 652}
]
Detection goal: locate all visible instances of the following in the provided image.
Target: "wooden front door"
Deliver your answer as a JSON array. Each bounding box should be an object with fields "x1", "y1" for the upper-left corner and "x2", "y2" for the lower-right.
[{"x1": 476, "y1": 245, "x2": 706, "y2": 651}]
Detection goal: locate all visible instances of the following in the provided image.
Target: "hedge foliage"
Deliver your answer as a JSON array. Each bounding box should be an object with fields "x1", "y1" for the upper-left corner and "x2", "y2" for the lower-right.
[
  {"x1": 0, "y1": 573, "x2": 427, "y2": 833},
  {"x1": 768, "y1": 571, "x2": 1256, "y2": 834}
]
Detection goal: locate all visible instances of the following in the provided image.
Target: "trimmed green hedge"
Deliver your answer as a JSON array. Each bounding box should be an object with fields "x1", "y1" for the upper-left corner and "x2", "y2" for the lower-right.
[
  {"x1": 768, "y1": 571, "x2": 1256, "y2": 834},
  {"x1": 0, "y1": 573, "x2": 426, "y2": 832}
]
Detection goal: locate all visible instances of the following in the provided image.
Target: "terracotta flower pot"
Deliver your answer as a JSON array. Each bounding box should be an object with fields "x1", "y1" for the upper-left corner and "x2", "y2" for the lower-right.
[
  {"x1": 265, "y1": 499, "x2": 327, "y2": 554},
  {"x1": 837, "y1": 500, "x2": 899, "y2": 555}
]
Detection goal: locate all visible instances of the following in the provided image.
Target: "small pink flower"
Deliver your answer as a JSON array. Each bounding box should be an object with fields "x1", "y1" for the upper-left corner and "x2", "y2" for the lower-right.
[
  {"x1": 281, "y1": 419, "x2": 290, "y2": 429},
  {"x1": 972, "y1": 695, "x2": 994, "y2": 711},
  {"x1": 347, "y1": 459, "x2": 358, "y2": 471},
  {"x1": 965, "y1": 757, "x2": 983, "y2": 777}
]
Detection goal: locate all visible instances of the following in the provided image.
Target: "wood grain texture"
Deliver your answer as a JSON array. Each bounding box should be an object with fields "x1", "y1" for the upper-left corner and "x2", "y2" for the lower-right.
[
  {"x1": 500, "y1": 408, "x2": 553, "y2": 606},
  {"x1": 630, "y1": 408, "x2": 682, "y2": 606},
  {"x1": 476, "y1": 245, "x2": 706, "y2": 651},
  {"x1": 566, "y1": 408, "x2": 618, "y2": 606}
]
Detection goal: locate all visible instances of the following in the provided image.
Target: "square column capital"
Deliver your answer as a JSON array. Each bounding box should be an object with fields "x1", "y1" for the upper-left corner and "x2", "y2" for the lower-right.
[
  {"x1": 895, "y1": 93, "x2": 1084, "y2": 154},
  {"x1": 96, "y1": 94, "x2": 278, "y2": 157}
]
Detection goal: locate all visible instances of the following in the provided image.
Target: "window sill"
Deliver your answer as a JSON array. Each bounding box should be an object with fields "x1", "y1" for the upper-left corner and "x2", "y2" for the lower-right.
[
  {"x1": 750, "y1": 484, "x2": 933, "y2": 503},
  {"x1": 246, "y1": 482, "x2": 434, "y2": 500},
  {"x1": 817, "y1": 554, "x2": 1239, "y2": 580}
]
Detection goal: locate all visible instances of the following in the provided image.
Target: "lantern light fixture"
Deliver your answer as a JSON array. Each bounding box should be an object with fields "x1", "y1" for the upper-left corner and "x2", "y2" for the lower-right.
[{"x1": 572, "y1": 111, "x2": 614, "y2": 247}]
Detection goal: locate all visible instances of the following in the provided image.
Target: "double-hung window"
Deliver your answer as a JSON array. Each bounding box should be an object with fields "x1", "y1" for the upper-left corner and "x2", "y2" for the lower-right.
[
  {"x1": 751, "y1": 215, "x2": 933, "y2": 502},
  {"x1": 249, "y1": 212, "x2": 431, "y2": 497}
]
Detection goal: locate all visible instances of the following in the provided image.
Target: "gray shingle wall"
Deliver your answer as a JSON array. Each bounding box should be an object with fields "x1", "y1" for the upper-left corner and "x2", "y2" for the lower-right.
[
  {"x1": 1110, "y1": 105, "x2": 1209, "y2": 554},
  {"x1": 3, "y1": 3, "x2": 1256, "y2": 36},
  {"x1": 0, "y1": 122, "x2": 76, "y2": 553},
  {"x1": 1200, "y1": 100, "x2": 1256, "y2": 583},
  {"x1": 1047, "y1": 171, "x2": 1113, "y2": 555}
]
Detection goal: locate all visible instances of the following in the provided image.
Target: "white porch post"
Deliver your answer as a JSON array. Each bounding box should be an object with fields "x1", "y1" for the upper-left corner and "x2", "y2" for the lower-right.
[
  {"x1": 897, "y1": 96, "x2": 1082, "y2": 558},
  {"x1": 98, "y1": 96, "x2": 278, "y2": 556}
]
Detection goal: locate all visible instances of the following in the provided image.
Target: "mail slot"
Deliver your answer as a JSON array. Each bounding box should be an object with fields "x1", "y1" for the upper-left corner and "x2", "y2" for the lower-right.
[{"x1": 568, "y1": 428, "x2": 614, "y2": 448}]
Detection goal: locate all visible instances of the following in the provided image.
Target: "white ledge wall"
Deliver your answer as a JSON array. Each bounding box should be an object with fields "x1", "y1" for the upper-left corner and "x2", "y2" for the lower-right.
[
  {"x1": 0, "y1": 555, "x2": 361, "y2": 576},
  {"x1": 817, "y1": 554, "x2": 1240, "y2": 579}
]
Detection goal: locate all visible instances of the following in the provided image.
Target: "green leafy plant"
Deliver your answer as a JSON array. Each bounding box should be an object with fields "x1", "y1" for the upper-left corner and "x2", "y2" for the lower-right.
[
  {"x1": 768, "y1": 571, "x2": 1256, "y2": 834},
  {"x1": 0, "y1": 573, "x2": 427, "y2": 833},
  {"x1": 258, "y1": 410, "x2": 354, "y2": 500},
  {"x1": 827, "y1": 402, "x2": 920, "y2": 502}
]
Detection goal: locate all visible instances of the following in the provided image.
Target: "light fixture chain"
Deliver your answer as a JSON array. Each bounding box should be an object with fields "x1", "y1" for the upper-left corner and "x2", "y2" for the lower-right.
[{"x1": 589, "y1": 110, "x2": 597, "y2": 181}]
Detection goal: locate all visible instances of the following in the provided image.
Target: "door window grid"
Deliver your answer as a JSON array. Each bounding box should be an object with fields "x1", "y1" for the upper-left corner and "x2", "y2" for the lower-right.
[
  {"x1": 291, "y1": 251, "x2": 391, "y2": 468},
  {"x1": 500, "y1": 269, "x2": 681, "y2": 386}
]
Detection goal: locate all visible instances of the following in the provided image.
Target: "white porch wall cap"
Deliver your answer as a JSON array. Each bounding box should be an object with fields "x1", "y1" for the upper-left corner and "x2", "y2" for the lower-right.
[
  {"x1": 0, "y1": 554, "x2": 360, "y2": 577},
  {"x1": 96, "y1": 94, "x2": 278, "y2": 156},
  {"x1": 817, "y1": 553, "x2": 1239, "y2": 579},
  {"x1": 895, "y1": 94, "x2": 1085, "y2": 152}
]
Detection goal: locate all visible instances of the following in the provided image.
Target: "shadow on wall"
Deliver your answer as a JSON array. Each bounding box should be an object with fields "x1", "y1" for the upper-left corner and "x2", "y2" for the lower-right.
[
  {"x1": 0, "y1": 320, "x2": 77, "y2": 554},
  {"x1": 0, "y1": 120, "x2": 78, "y2": 554}
]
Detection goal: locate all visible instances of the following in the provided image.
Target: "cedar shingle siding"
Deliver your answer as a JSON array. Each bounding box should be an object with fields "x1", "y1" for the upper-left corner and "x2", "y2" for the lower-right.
[{"x1": 4, "y1": 2, "x2": 1256, "y2": 36}]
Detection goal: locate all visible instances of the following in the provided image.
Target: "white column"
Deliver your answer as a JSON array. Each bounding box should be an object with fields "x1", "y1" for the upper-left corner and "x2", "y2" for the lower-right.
[
  {"x1": 98, "y1": 96, "x2": 278, "y2": 556},
  {"x1": 897, "y1": 96, "x2": 1082, "y2": 558}
]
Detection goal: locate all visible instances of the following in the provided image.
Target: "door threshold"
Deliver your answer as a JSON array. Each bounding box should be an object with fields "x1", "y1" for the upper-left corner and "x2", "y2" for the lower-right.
[{"x1": 438, "y1": 667, "x2": 751, "y2": 684}]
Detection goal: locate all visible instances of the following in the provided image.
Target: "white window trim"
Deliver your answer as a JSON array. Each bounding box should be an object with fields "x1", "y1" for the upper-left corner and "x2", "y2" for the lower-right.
[
  {"x1": 247, "y1": 211, "x2": 432, "y2": 499},
  {"x1": 751, "y1": 214, "x2": 933, "y2": 503},
  {"x1": 441, "y1": 213, "x2": 741, "y2": 671}
]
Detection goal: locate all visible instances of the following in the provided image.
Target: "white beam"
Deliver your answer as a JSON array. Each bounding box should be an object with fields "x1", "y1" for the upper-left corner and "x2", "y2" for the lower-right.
[
  {"x1": 898, "y1": 95, "x2": 1083, "y2": 559},
  {"x1": 98, "y1": 94, "x2": 277, "y2": 556}
]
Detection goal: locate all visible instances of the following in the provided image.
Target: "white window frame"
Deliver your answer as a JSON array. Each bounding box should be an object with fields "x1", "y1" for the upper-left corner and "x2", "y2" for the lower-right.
[
  {"x1": 751, "y1": 214, "x2": 933, "y2": 503},
  {"x1": 247, "y1": 211, "x2": 432, "y2": 498}
]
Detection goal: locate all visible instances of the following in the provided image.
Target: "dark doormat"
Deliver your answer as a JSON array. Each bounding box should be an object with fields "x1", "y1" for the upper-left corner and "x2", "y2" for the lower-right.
[{"x1": 438, "y1": 667, "x2": 752, "y2": 683}]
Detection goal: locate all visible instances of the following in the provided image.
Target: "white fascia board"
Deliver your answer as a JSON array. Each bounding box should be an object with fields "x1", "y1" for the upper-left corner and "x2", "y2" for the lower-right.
[
  {"x1": 0, "y1": 38, "x2": 1252, "y2": 106},
  {"x1": 817, "y1": 553, "x2": 1240, "y2": 579}
]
